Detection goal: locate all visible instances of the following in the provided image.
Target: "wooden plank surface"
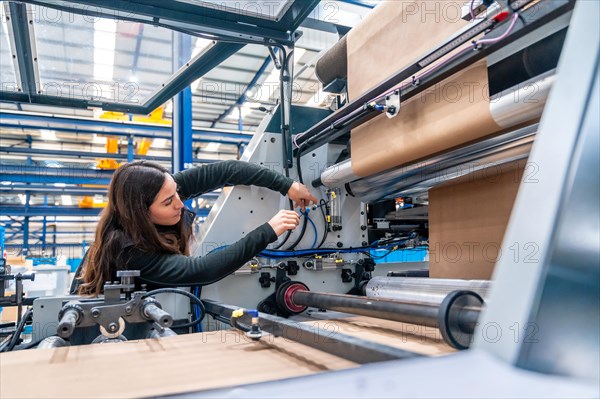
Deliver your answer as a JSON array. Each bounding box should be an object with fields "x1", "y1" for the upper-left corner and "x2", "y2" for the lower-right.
[
  {"x1": 1, "y1": 330, "x2": 356, "y2": 399},
  {"x1": 300, "y1": 313, "x2": 455, "y2": 356}
]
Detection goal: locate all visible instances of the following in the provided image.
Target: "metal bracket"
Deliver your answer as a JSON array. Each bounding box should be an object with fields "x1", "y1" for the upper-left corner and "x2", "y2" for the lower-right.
[{"x1": 385, "y1": 90, "x2": 400, "y2": 118}]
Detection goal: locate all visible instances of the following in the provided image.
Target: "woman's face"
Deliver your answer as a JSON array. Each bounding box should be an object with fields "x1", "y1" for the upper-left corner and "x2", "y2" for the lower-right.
[{"x1": 149, "y1": 174, "x2": 184, "y2": 226}]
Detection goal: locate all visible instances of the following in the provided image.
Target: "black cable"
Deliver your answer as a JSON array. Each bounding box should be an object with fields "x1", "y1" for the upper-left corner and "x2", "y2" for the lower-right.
[
  {"x1": 317, "y1": 199, "x2": 330, "y2": 249},
  {"x1": 142, "y1": 288, "x2": 205, "y2": 329},
  {"x1": 296, "y1": 143, "x2": 304, "y2": 184},
  {"x1": 276, "y1": 47, "x2": 291, "y2": 178},
  {"x1": 263, "y1": 237, "x2": 411, "y2": 258},
  {"x1": 285, "y1": 216, "x2": 308, "y2": 251},
  {"x1": 192, "y1": 286, "x2": 204, "y2": 333},
  {"x1": 1, "y1": 308, "x2": 32, "y2": 352},
  {"x1": 272, "y1": 199, "x2": 294, "y2": 250}
]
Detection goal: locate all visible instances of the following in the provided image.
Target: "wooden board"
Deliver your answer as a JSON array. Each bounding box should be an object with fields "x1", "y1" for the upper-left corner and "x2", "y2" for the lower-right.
[
  {"x1": 300, "y1": 313, "x2": 455, "y2": 356},
  {"x1": 1, "y1": 330, "x2": 356, "y2": 398}
]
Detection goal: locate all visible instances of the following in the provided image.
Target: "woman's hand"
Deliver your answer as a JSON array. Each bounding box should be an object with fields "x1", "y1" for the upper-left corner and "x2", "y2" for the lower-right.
[
  {"x1": 287, "y1": 182, "x2": 318, "y2": 211},
  {"x1": 268, "y1": 210, "x2": 300, "y2": 236}
]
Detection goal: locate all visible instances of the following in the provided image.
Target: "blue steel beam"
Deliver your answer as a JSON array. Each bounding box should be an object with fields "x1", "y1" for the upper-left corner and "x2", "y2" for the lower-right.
[
  {"x1": 1, "y1": 174, "x2": 110, "y2": 185},
  {"x1": 211, "y1": 55, "x2": 273, "y2": 128},
  {"x1": 337, "y1": 0, "x2": 376, "y2": 8},
  {"x1": 0, "y1": 111, "x2": 253, "y2": 143},
  {"x1": 0, "y1": 206, "x2": 211, "y2": 218},
  {"x1": 0, "y1": 146, "x2": 170, "y2": 162},
  {"x1": 5, "y1": 243, "x2": 89, "y2": 249},
  {"x1": 0, "y1": 206, "x2": 103, "y2": 217},
  {"x1": 0, "y1": 164, "x2": 115, "y2": 178},
  {"x1": 0, "y1": 123, "x2": 248, "y2": 146},
  {"x1": 1, "y1": 219, "x2": 99, "y2": 223},
  {"x1": 0, "y1": 185, "x2": 108, "y2": 196},
  {"x1": 0, "y1": 147, "x2": 221, "y2": 165},
  {"x1": 172, "y1": 32, "x2": 194, "y2": 173},
  {"x1": 0, "y1": 92, "x2": 147, "y2": 114},
  {"x1": 0, "y1": 185, "x2": 220, "y2": 199}
]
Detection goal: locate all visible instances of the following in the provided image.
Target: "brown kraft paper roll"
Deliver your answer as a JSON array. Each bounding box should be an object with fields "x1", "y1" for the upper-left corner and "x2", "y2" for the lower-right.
[{"x1": 347, "y1": 1, "x2": 502, "y2": 177}]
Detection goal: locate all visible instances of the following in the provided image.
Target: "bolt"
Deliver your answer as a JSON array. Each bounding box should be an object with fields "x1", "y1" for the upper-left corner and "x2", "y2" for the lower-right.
[
  {"x1": 362, "y1": 241, "x2": 368, "y2": 247},
  {"x1": 108, "y1": 323, "x2": 118, "y2": 332},
  {"x1": 361, "y1": 225, "x2": 367, "y2": 231},
  {"x1": 125, "y1": 306, "x2": 132, "y2": 314},
  {"x1": 91, "y1": 309, "x2": 100, "y2": 318},
  {"x1": 337, "y1": 242, "x2": 343, "y2": 248}
]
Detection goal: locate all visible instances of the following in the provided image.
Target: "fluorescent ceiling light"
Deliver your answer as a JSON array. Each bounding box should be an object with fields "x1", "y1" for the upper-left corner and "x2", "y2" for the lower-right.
[
  {"x1": 41, "y1": 129, "x2": 56, "y2": 140},
  {"x1": 53, "y1": 183, "x2": 66, "y2": 188},
  {"x1": 293, "y1": 48, "x2": 306, "y2": 64},
  {"x1": 192, "y1": 38, "x2": 213, "y2": 58},
  {"x1": 18, "y1": 194, "x2": 26, "y2": 205},
  {"x1": 61, "y1": 195, "x2": 73, "y2": 206},
  {"x1": 225, "y1": 101, "x2": 260, "y2": 120},
  {"x1": 93, "y1": 19, "x2": 117, "y2": 82},
  {"x1": 205, "y1": 143, "x2": 220, "y2": 152},
  {"x1": 153, "y1": 138, "x2": 168, "y2": 148},
  {"x1": 1, "y1": 181, "x2": 11, "y2": 186},
  {"x1": 92, "y1": 134, "x2": 107, "y2": 144}
]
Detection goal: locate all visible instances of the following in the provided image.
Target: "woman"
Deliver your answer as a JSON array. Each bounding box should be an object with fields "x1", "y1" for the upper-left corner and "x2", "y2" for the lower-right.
[{"x1": 76, "y1": 160, "x2": 317, "y2": 295}]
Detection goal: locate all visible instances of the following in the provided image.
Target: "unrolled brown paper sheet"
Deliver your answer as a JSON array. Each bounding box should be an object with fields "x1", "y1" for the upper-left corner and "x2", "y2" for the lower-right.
[
  {"x1": 347, "y1": 1, "x2": 502, "y2": 177},
  {"x1": 0, "y1": 332, "x2": 356, "y2": 398},
  {"x1": 428, "y1": 161, "x2": 526, "y2": 279}
]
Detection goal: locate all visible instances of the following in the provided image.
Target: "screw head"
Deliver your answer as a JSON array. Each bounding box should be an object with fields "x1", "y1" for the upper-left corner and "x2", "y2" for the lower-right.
[{"x1": 91, "y1": 309, "x2": 100, "y2": 318}]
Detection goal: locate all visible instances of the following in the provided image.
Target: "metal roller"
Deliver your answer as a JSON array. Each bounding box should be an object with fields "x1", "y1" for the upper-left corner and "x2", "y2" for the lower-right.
[
  {"x1": 364, "y1": 277, "x2": 491, "y2": 304},
  {"x1": 276, "y1": 282, "x2": 483, "y2": 349},
  {"x1": 315, "y1": 35, "x2": 347, "y2": 86}
]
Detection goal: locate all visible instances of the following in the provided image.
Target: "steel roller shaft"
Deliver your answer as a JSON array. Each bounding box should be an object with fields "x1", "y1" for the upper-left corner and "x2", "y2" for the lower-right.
[{"x1": 292, "y1": 290, "x2": 479, "y2": 334}]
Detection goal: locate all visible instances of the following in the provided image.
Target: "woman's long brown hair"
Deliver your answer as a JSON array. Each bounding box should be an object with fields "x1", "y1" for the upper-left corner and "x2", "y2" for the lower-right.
[{"x1": 79, "y1": 161, "x2": 192, "y2": 295}]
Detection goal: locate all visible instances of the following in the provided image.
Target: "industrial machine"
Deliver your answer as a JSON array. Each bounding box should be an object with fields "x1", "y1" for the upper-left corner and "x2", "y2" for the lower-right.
[{"x1": 1, "y1": 0, "x2": 597, "y2": 398}]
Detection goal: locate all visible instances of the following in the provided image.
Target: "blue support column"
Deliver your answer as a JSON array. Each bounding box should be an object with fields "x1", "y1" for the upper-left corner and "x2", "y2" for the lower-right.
[
  {"x1": 23, "y1": 193, "x2": 30, "y2": 258},
  {"x1": 0, "y1": 226, "x2": 5, "y2": 258},
  {"x1": 127, "y1": 134, "x2": 134, "y2": 162},
  {"x1": 42, "y1": 195, "x2": 47, "y2": 254},
  {"x1": 237, "y1": 107, "x2": 243, "y2": 132},
  {"x1": 172, "y1": 32, "x2": 193, "y2": 174}
]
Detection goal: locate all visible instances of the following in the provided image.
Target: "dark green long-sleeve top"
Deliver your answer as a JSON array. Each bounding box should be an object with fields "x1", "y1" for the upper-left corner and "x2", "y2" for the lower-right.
[{"x1": 121, "y1": 160, "x2": 293, "y2": 287}]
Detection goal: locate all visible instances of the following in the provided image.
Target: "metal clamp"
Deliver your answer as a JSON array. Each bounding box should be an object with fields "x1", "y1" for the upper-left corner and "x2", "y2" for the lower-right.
[{"x1": 385, "y1": 90, "x2": 400, "y2": 118}]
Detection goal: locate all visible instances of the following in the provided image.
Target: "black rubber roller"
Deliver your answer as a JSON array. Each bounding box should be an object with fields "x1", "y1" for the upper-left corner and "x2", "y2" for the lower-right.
[
  {"x1": 315, "y1": 36, "x2": 347, "y2": 87},
  {"x1": 276, "y1": 281, "x2": 310, "y2": 315},
  {"x1": 438, "y1": 290, "x2": 484, "y2": 350}
]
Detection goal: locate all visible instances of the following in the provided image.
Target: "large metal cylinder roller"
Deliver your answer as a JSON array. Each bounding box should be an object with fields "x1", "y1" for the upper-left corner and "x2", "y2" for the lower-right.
[
  {"x1": 275, "y1": 281, "x2": 484, "y2": 349},
  {"x1": 364, "y1": 277, "x2": 492, "y2": 305}
]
